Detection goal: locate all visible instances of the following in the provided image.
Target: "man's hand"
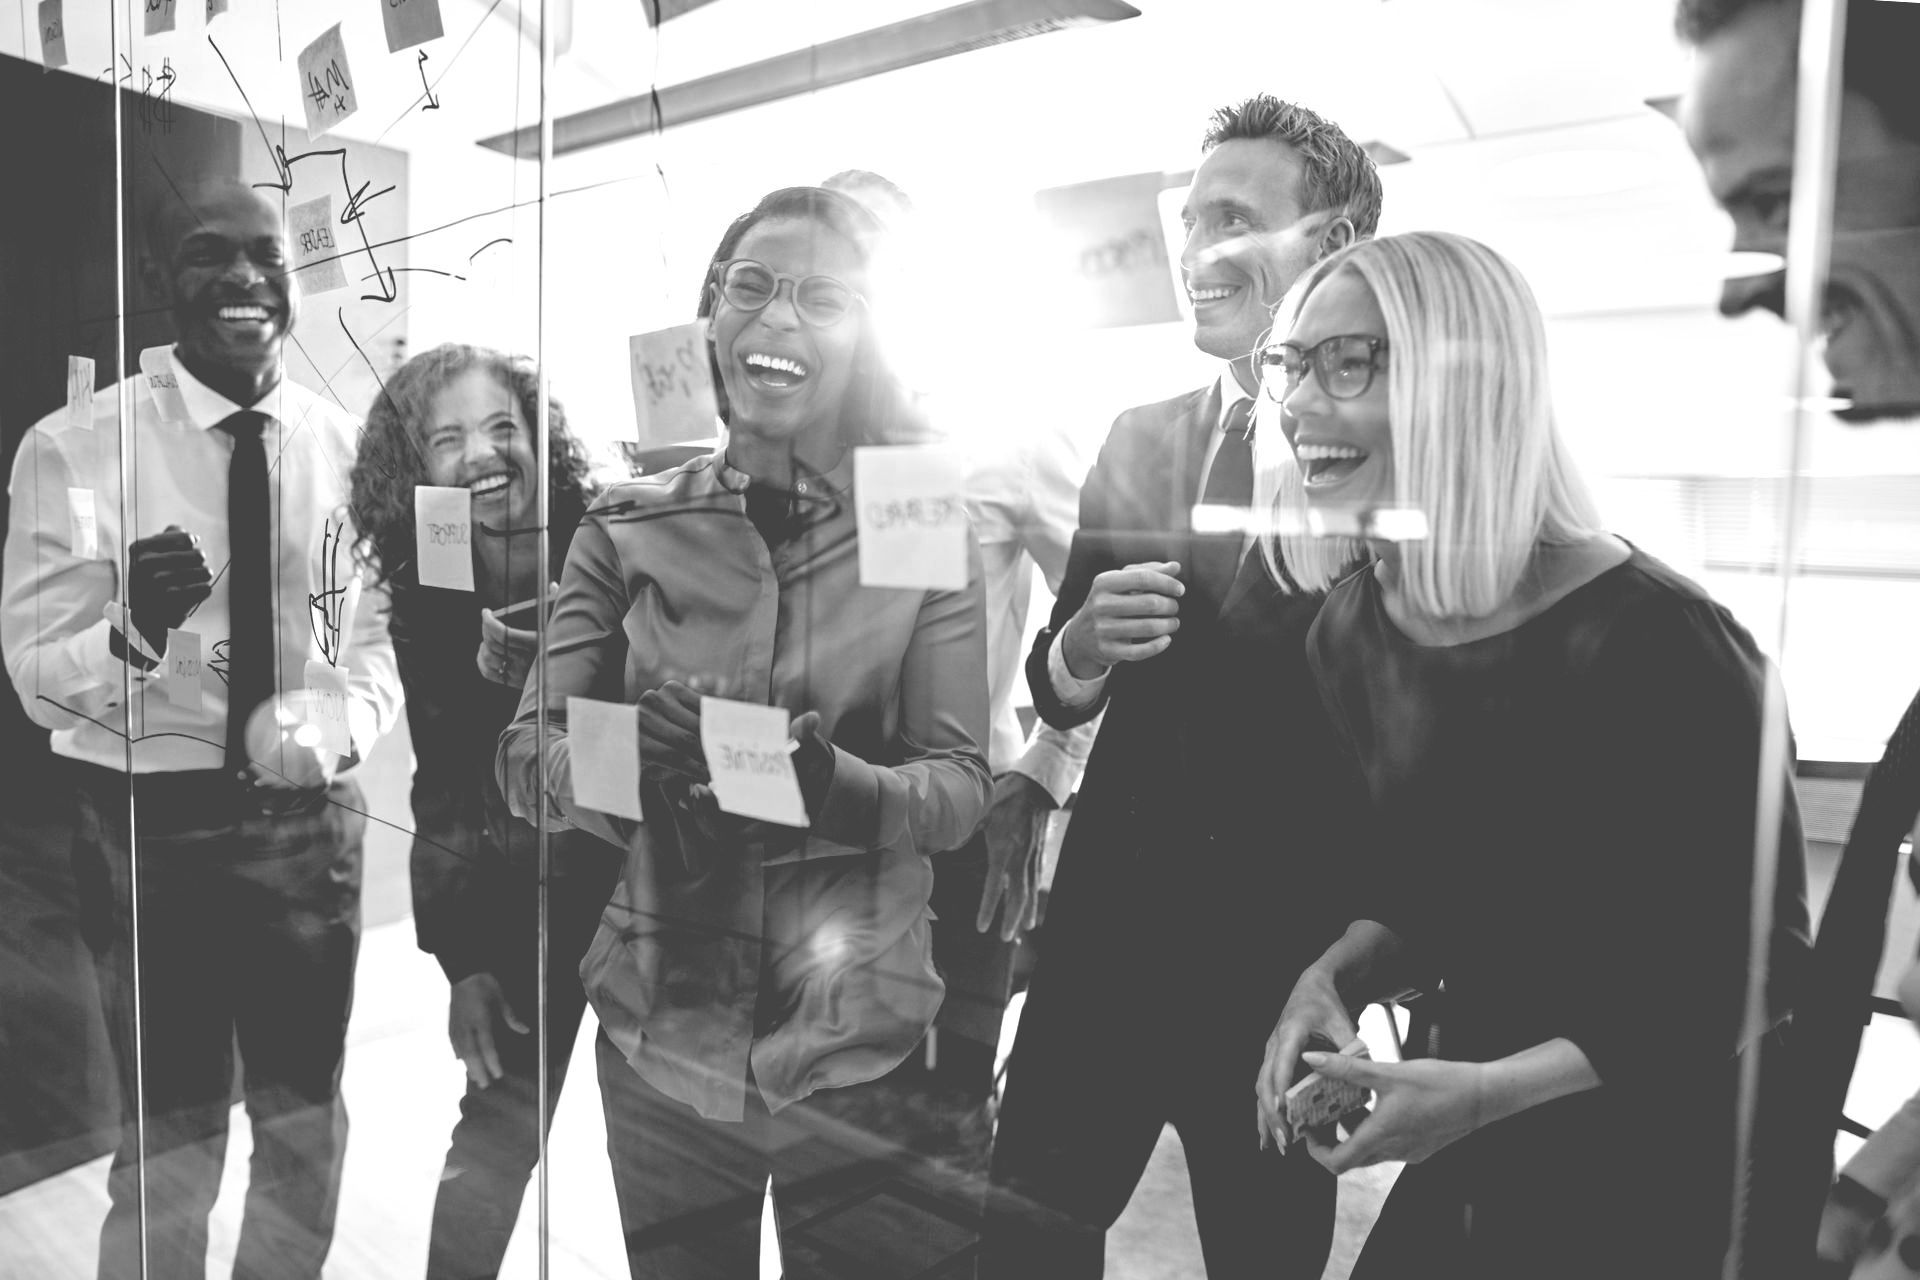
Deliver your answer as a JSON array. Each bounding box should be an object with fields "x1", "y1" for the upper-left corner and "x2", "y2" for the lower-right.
[
  {"x1": 448, "y1": 973, "x2": 528, "y2": 1089},
  {"x1": 637, "y1": 681, "x2": 710, "y2": 786},
  {"x1": 243, "y1": 695, "x2": 341, "y2": 793},
  {"x1": 127, "y1": 525, "x2": 211, "y2": 653},
  {"x1": 1256, "y1": 968, "x2": 1358, "y2": 1151},
  {"x1": 976, "y1": 772, "x2": 1055, "y2": 940},
  {"x1": 476, "y1": 585, "x2": 553, "y2": 689},
  {"x1": 1060, "y1": 561, "x2": 1184, "y2": 681},
  {"x1": 1297, "y1": 1053, "x2": 1488, "y2": 1173}
]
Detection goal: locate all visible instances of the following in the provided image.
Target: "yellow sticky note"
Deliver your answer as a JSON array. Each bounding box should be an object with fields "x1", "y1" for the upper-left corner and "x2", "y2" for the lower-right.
[
  {"x1": 38, "y1": 0, "x2": 67, "y2": 68},
  {"x1": 414, "y1": 486, "x2": 474, "y2": 591},
  {"x1": 297, "y1": 24, "x2": 359, "y2": 139},
  {"x1": 854, "y1": 445, "x2": 969, "y2": 591},
  {"x1": 288, "y1": 195, "x2": 349, "y2": 296},
  {"x1": 144, "y1": 0, "x2": 177, "y2": 36},
  {"x1": 628, "y1": 322, "x2": 719, "y2": 448},
  {"x1": 701, "y1": 696, "x2": 807, "y2": 827},
  {"x1": 164, "y1": 628, "x2": 203, "y2": 712}
]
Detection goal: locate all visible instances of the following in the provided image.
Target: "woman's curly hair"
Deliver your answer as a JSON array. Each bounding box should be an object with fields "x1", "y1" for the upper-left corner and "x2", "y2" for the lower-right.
[{"x1": 348, "y1": 343, "x2": 595, "y2": 590}]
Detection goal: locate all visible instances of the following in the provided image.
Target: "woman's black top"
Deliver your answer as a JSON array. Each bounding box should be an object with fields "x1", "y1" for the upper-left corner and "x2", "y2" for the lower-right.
[
  {"x1": 1308, "y1": 545, "x2": 1811, "y2": 1273},
  {"x1": 394, "y1": 491, "x2": 614, "y2": 983}
]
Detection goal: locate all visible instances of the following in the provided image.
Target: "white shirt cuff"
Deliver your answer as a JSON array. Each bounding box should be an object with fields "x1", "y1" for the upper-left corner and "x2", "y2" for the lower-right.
[{"x1": 1048, "y1": 631, "x2": 1108, "y2": 712}]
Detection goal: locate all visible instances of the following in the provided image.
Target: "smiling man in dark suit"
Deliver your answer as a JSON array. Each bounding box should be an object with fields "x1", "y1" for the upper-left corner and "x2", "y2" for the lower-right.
[{"x1": 979, "y1": 96, "x2": 1382, "y2": 1278}]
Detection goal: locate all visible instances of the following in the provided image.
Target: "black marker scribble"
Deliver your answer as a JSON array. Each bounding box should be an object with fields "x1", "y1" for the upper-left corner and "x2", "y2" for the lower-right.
[
  {"x1": 138, "y1": 58, "x2": 177, "y2": 136},
  {"x1": 417, "y1": 50, "x2": 440, "y2": 110},
  {"x1": 304, "y1": 52, "x2": 352, "y2": 119},
  {"x1": 309, "y1": 520, "x2": 347, "y2": 666},
  {"x1": 469, "y1": 238, "x2": 513, "y2": 264},
  {"x1": 207, "y1": 637, "x2": 232, "y2": 688}
]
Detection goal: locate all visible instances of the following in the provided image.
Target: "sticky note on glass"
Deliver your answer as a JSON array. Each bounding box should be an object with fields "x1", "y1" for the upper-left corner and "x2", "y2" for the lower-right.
[
  {"x1": 164, "y1": 628, "x2": 203, "y2": 712},
  {"x1": 567, "y1": 696, "x2": 643, "y2": 821},
  {"x1": 853, "y1": 445, "x2": 969, "y2": 591},
  {"x1": 302, "y1": 660, "x2": 353, "y2": 758},
  {"x1": 66, "y1": 356, "x2": 95, "y2": 430},
  {"x1": 414, "y1": 486, "x2": 474, "y2": 591},
  {"x1": 382, "y1": 0, "x2": 444, "y2": 52},
  {"x1": 628, "y1": 322, "x2": 719, "y2": 448},
  {"x1": 206, "y1": 0, "x2": 227, "y2": 19},
  {"x1": 288, "y1": 196, "x2": 348, "y2": 296},
  {"x1": 67, "y1": 488, "x2": 97, "y2": 558},
  {"x1": 144, "y1": 0, "x2": 176, "y2": 35},
  {"x1": 38, "y1": 1, "x2": 67, "y2": 68},
  {"x1": 140, "y1": 346, "x2": 188, "y2": 422},
  {"x1": 298, "y1": 24, "x2": 359, "y2": 139},
  {"x1": 701, "y1": 696, "x2": 807, "y2": 827}
]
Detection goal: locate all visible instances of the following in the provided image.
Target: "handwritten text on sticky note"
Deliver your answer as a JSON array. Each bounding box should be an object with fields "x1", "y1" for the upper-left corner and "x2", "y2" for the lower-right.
[
  {"x1": 144, "y1": 0, "x2": 176, "y2": 36},
  {"x1": 854, "y1": 445, "x2": 969, "y2": 591},
  {"x1": 164, "y1": 628, "x2": 203, "y2": 712},
  {"x1": 67, "y1": 356, "x2": 95, "y2": 430},
  {"x1": 414, "y1": 486, "x2": 474, "y2": 591},
  {"x1": 382, "y1": 0, "x2": 444, "y2": 52},
  {"x1": 288, "y1": 196, "x2": 349, "y2": 296},
  {"x1": 302, "y1": 660, "x2": 352, "y2": 758},
  {"x1": 298, "y1": 24, "x2": 359, "y2": 138},
  {"x1": 568, "y1": 696, "x2": 643, "y2": 821},
  {"x1": 206, "y1": 0, "x2": 227, "y2": 19},
  {"x1": 140, "y1": 346, "x2": 188, "y2": 423},
  {"x1": 701, "y1": 697, "x2": 808, "y2": 827},
  {"x1": 68, "y1": 488, "x2": 97, "y2": 559},
  {"x1": 628, "y1": 322, "x2": 718, "y2": 448},
  {"x1": 39, "y1": 1, "x2": 66, "y2": 67}
]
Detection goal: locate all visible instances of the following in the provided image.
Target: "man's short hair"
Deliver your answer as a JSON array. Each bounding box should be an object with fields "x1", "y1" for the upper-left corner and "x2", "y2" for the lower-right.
[
  {"x1": 1202, "y1": 94, "x2": 1383, "y2": 239},
  {"x1": 1675, "y1": 0, "x2": 1920, "y2": 143}
]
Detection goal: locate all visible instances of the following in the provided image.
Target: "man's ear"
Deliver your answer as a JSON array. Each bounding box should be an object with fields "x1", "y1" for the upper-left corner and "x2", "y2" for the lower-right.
[{"x1": 1316, "y1": 216, "x2": 1356, "y2": 260}]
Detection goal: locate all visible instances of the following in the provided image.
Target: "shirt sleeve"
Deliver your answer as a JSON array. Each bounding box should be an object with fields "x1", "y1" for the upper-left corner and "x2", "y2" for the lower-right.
[
  {"x1": 812, "y1": 537, "x2": 994, "y2": 859},
  {"x1": 2, "y1": 422, "x2": 146, "y2": 733},
  {"x1": 326, "y1": 509, "x2": 402, "y2": 764},
  {"x1": 497, "y1": 507, "x2": 638, "y2": 852},
  {"x1": 1842, "y1": 1089, "x2": 1920, "y2": 1199},
  {"x1": 1548, "y1": 597, "x2": 1809, "y2": 1101}
]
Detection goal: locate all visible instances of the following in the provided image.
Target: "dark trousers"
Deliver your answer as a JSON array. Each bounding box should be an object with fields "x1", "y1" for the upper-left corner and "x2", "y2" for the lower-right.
[
  {"x1": 596, "y1": 1027, "x2": 992, "y2": 1280},
  {"x1": 425, "y1": 863, "x2": 617, "y2": 1280},
  {"x1": 70, "y1": 766, "x2": 365, "y2": 1280},
  {"x1": 980, "y1": 953, "x2": 1335, "y2": 1280},
  {"x1": 927, "y1": 833, "x2": 1015, "y2": 1098}
]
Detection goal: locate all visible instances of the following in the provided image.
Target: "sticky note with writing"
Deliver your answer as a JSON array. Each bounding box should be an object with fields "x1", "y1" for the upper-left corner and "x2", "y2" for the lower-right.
[
  {"x1": 164, "y1": 628, "x2": 203, "y2": 712},
  {"x1": 567, "y1": 696, "x2": 643, "y2": 821},
  {"x1": 38, "y1": 0, "x2": 66, "y2": 67},
  {"x1": 144, "y1": 0, "x2": 176, "y2": 35},
  {"x1": 853, "y1": 445, "x2": 969, "y2": 591},
  {"x1": 382, "y1": 0, "x2": 444, "y2": 52},
  {"x1": 701, "y1": 697, "x2": 808, "y2": 827},
  {"x1": 628, "y1": 322, "x2": 719, "y2": 448},
  {"x1": 298, "y1": 24, "x2": 359, "y2": 139},
  {"x1": 206, "y1": 0, "x2": 226, "y2": 18},
  {"x1": 301, "y1": 660, "x2": 352, "y2": 759},
  {"x1": 414, "y1": 486, "x2": 474, "y2": 591},
  {"x1": 140, "y1": 346, "x2": 189, "y2": 423},
  {"x1": 67, "y1": 488, "x2": 97, "y2": 559},
  {"x1": 288, "y1": 196, "x2": 348, "y2": 296},
  {"x1": 67, "y1": 356, "x2": 95, "y2": 430}
]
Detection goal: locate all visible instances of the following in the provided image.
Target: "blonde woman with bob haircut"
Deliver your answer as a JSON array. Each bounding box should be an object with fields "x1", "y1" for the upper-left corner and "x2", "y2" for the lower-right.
[{"x1": 1252, "y1": 231, "x2": 1813, "y2": 1279}]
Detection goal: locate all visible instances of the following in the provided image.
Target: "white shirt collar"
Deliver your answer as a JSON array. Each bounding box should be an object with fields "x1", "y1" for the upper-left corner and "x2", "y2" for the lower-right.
[
  {"x1": 169, "y1": 347, "x2": 286, "y2": 430},
  {"x1": 1216, "y1": 367, "x2": 1254, "y2": 433}
]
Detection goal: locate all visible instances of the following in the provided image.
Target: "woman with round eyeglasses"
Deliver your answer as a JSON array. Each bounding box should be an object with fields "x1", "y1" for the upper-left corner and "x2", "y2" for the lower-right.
[
  {"x1": 497, "y1": 186, "x2": 992, "y2": 1278},
  {"x1": 1249, "y1": 231, "x2": 1812, "y2": 1278}
]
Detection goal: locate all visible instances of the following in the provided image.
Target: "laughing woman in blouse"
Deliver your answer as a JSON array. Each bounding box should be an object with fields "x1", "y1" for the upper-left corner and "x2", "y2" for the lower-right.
[
  {"x1": 497, "y1": 186, "x2": 991, "y2": 1279},
  {"x1": 1251, "y1": 231, "x2": 1813, "y2": 1279}
]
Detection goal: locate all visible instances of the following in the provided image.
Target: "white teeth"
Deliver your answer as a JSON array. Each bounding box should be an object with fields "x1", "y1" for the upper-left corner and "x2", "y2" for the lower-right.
[
  {"x1": 744, "y1": 352, "x2": 808, "y2": 378},
  {"x1": 1189, "y1": 286, "x2": 1235, "y2": 303},
  {"x1": 467, "y1": 473, "x2": 510, "y2": 496},
  {"x1": 218, "y1": 305, "x2": 270, "y2": 322},
  {"x1": 1294, "y1": 444, "x2": 1364, "y2": 462}
]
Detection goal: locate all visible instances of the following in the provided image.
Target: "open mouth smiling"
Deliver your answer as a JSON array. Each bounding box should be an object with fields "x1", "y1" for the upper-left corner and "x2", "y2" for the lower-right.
[
  {"x1": 1295, "y1": 442, "x2": 1368, "y2": 486},
  {"x1": 1188, "y1": 284, "x2": 1240, "y2": 307},
  {"x1": 467, "y1": 471, "x2": 512, "y2": 499},
  {"x1": 742, "y1": 351, "x2": 811, "y2": 389},
  {"x1": 215, "y1": 303, "x2": 275, "y2": 327}
]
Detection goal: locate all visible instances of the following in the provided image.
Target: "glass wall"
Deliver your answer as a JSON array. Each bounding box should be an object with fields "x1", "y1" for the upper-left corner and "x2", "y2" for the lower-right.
[{"x1": 0, "y1": 1, "x2": 1914, "y2": 1276}]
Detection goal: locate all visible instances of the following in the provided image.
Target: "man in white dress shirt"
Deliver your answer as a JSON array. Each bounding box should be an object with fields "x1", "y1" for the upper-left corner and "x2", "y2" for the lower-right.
[{"x1": 2, "y1": 177, "x2": 400, "y2": 1280}]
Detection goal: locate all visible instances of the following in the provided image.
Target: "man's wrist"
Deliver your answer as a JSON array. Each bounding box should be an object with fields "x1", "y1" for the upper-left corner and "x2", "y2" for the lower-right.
[
  {"x1": 1059, "y1": 618, "x2": 1109, "y2": 683},
  {"x1": 994, "y1": 769, "x2": 1057, "y2": 809}
]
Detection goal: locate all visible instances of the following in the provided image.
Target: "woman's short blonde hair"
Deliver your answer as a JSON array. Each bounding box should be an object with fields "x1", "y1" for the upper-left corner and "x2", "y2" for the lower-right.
[{"x1": 1256, "y1": 230, "x2": 1601, "y2": 618}]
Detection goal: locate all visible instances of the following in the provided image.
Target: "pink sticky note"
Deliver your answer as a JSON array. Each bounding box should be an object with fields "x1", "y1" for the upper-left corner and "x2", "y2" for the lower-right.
[
  {"x1": 382, "y1": 0, "x2": 444, "y2": 52},
  {"x1": 297, "y1": 24, "x2": 359, "y2": 139}
]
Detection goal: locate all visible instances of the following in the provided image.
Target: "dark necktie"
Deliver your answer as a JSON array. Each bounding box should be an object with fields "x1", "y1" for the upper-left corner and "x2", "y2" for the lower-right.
[
  {"x1": 218, "y1": 410, "x2": 274, "y2": 775},
  {"x1": 1194, "y1": 397, "x2": 1254, "y2": 607}
]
